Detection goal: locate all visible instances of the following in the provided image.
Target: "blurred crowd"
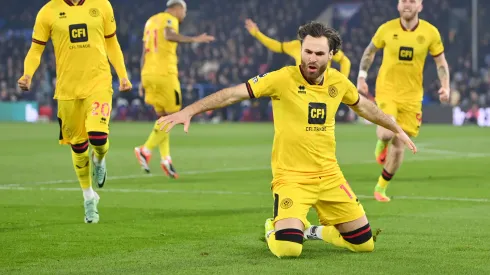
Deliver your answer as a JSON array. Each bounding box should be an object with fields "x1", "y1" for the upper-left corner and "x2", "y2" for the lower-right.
[{"x1": 0, "y1": 0, "x2": 489, "y2": 122}]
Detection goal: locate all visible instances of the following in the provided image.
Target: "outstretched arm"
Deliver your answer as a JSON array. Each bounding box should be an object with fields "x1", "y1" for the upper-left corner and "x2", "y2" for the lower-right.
[
  {"x1": 350, "y1": 95, "x2": 400, "y2": 133},
  {"x1": 164, "y1": 27, "x2": 214, "y2": 43},
  {"x1": 349, "y1": 95, "x2": 417, "y2": 153},
  {"x1": 158, "y1": 83, "x2": 251, "y2": 132},
  {"x1": 245, "y1": 19, "x2": 283, "y2": 53}
]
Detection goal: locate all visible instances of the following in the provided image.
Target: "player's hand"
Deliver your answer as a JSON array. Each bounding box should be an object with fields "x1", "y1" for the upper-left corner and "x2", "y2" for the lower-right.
[
  {"x1": 438, "y1": 87, "x2": 450, "y2": 103},
  {"x1": 138, "y1": 83, "x2": 144, "y2": 97},
  {"x1": 396, "y1": 129, "x2": 417, "y2": 154},
  {"x1": 192, "y1": 33, "x2": 215, "y2": 43},
  {"x1": 157, "y1": 110, "x2": 192, "y2": 133},
  {"x1": 245, "y1": 19, "x2": 259, "y2": 35},
  {"x1": 17, "y1": 75, "x2": 32, "y2": 91},
  {"x1": 119, "y1": 78, "x2": 132, "y2": 92},
  {"x1": 356, "y1": 77, "x2": 369, "y2": 95}
]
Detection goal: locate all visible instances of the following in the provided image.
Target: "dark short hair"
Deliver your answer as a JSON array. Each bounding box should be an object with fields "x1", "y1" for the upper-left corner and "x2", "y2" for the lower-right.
[{"x1": 297, "y1": 21, "x2": 342, "y2": 54}]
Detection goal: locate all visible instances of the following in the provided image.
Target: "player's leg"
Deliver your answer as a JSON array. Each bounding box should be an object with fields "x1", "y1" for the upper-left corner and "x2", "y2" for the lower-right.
[
  {"x1": 135, "y1": 75, "x2": 181, "y2": 177},
  {"x1": 375, "y1": 108, "x2": 421, "y2": 201},
  {"x1": 58, "y1": 100, "x2": 99, "y2": 223},
  {"x1": 305, "y1": 178, "x2": 375, "y2": 252},
  {"x1": 85, "y1": 89, "x2": 113, "y2": 188},
  {"x1": 265, "y1": 183, "x2": 317, "y2": 258},
  {"x1": 157, "y1": 76, "x2": 182, "y2": 178},
  {"x1": 373, "y1": 99, "x2": 398, "y2": 165}
]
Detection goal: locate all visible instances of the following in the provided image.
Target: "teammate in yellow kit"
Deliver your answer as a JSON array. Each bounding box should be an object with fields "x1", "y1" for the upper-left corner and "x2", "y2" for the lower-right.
[
  {"x1": 245, "y1": 18, "x2": 351, "y2": 78},
  {"x1": 18, "y1": 0, "x2": 131, "y2": 223},
  {"x1": 157, "y1": 22, "x2": 417, "y2": 258},
  {"x1": 357, "y1": 0, "x2": 450, "y2": 202},
  {"x1": 134, "y1": 0, "x2": 214, "y2": 178}
]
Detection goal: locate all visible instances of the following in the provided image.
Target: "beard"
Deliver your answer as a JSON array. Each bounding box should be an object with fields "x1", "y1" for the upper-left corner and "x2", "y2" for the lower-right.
[
  {"x1": 399, "y1": 10, "x2": 418, "y2": 21},
  {"x1": 300, "y1": 61, "x2": 327, "y2": 83}
]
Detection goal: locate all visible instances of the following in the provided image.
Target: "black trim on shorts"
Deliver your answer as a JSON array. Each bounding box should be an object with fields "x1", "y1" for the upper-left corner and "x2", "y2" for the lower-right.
[
  {"x1": 174, "y1": 90, "x2": 181, "y2": 105},
  {"x1": 58, "y1": 117, "x2": 63, "y2": 141},
  {"x1": 273, "y1": 193, "x2": 279, "y2": 219}
]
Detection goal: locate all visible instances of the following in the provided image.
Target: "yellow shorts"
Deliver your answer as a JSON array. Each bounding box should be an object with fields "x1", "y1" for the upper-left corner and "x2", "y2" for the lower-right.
[
  {"x1": 142, "y1": 74, "x2": 182, "y2": 114},
  {"x1": 57, "y1": 89, "x2": 113, "y2": 145},
  {"x1": 375, "y1": 98, "x2": 422, "y2": 137},
  {"x1": 272, "y1": 175, "x2": 365, "y2": 226}
]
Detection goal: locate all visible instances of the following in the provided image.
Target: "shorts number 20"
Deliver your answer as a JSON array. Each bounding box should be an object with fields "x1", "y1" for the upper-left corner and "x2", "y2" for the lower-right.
[{"x1": 92, "y1": 102, "x2": 110, "y2": 117}]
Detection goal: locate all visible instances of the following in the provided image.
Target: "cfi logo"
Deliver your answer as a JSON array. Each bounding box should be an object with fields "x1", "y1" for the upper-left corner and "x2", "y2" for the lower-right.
[
  {"x1": 280, "y1": 198, "x2": 293, "y2": 209},
  {"x1": 89, "y1": 8, "x2": 100, "y2": 17},
  {"x1": 328, "y1": 85, "x2": 338, "y2": 98}
]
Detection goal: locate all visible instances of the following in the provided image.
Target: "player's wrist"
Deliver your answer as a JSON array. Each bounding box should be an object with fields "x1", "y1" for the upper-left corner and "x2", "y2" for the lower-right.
[{"x1": 358, "y1": 70, "x2": 367, "y2": 79}]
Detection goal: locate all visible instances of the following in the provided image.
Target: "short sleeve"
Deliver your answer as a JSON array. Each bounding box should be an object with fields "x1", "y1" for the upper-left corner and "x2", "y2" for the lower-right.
[
  {"x1": 102, "y1": 0, "x2": 117, "y2": 38},
  {"x1": 246, "y1": 69, "x2": 283, "y2": 99},
  {"x1": 371, "y1": 23, "x2": 387, "y2": 49},
  {"x1": 32, "y1": 6, "x2": 51, "y2": 44},
  {"x1": 429, "y1": 27, "x2": 444, "y2": 57},
  {"x1": 341, "y1": 79, "x2": 360, "y2": 106},
  {"x1": 165, "y1": 16, "x2": 179, "y2": 34}
]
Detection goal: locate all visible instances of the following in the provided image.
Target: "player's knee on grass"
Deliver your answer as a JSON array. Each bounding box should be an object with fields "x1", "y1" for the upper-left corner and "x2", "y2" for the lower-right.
[
  {"x1": 340, "y1": 224, "x2": 374, "y2": 252},
  {"x1": 71, "y1": 140, "x2": 89, "y2": 154},
  {"x1": 88, "y1": 131, "x2": 108, "y2": 146},
  {"x1": 271, "y1": 229, "x2": 304, "y2": 258}
]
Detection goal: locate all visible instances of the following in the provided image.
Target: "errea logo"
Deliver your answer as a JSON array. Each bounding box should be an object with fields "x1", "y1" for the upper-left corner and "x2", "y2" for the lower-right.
[{"x1": 298, "y1": 85, "x2": 306, "y2": 94}]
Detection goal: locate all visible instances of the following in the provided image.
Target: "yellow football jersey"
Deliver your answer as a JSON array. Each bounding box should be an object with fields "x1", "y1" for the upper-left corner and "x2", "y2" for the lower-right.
[
  {"x1": 372, "y1": 19, "x2": 444, "y2": 102},
  {"x1": 246, "y1": 66, "x2": 360, "y2": 185},
  {"x1": 281, "y1": 40, "x2": 347, "y2": 70},
  {"x1": 141, "y1": 12, "x2": 179, "y2": 76},
  {"x1": 32, "y1": 0, "x2": 116, "y2": 100}
]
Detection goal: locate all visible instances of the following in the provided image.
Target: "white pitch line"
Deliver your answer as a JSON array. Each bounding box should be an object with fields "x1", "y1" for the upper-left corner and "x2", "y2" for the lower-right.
[
  {"x1": 5, "y1": 151, "x2": 490, "y2": 187},
  {"x1": 0, "y1": 185, "x2": 487, "y2": 203}
]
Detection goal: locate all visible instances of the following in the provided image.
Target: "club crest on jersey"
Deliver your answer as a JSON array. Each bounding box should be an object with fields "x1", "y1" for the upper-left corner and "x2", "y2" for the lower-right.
[
  {"x1": 328, "y1": 85, "x2": 338, "y2": 98},
  {"x1": 416, "y1": 35, "x2": 425, "y2": 44},
  {"x1": 89, "y1": 8, "x2": 100, "y2": 17},
  {"x1": 280, "y1": 198, "x2": 293, "y2": 209},
  {"x1": 398, "y1": 46, "x2": 413, "y2": 61}
]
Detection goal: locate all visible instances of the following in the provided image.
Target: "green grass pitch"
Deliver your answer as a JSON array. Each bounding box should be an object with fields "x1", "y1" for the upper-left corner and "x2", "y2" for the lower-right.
[{"x1": 0, "y1": 122, "x2": 489, "y2": 274}]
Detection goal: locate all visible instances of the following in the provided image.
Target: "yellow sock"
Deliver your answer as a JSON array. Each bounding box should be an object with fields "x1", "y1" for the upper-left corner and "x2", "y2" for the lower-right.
[
  {"x1": 71, "y1": 150, "x2": 91, "y2": 189},
  {"x1": 378, "y1": 176, "x2": 390, "y2": 188},
  {"x1": 92, "y1": 139, "x2": 109, "y2": 162},
  {"x1": 266, "y1": 231, "x2": 303, "y2": 258},
  {"x1": 318, "y1": 225, "x2": 374, "y2": 252},
  {"x1": 378, "y1": 169, "x2": 394, "y2": 189},
  {"x1": 144, "y1": 121, "x2": 168, "y2": 151},
  {"x1": 158, "y1": 132, "x2": 170, "y2": 159}
]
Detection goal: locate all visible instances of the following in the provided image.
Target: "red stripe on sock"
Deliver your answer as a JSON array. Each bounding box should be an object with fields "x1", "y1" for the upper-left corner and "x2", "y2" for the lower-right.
[
  {"x1": 343, "y1": 226, "x2": 371, "y2": 239},
  {"x1": 382, "y1": 170, "x2": 392, "y2": 179},
  {"x1": 72, "y1": 143, "x2": 89, "y2": 149},
  {"x1": 88, "y1": 135, "x2": 108, "y2": 140}
]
